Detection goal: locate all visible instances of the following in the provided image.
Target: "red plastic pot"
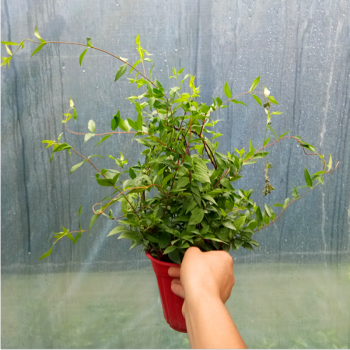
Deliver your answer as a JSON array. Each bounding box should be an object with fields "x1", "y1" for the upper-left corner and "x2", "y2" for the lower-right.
[{"x1": 146, "y1": 251, "x2": 187, "y2": 333}]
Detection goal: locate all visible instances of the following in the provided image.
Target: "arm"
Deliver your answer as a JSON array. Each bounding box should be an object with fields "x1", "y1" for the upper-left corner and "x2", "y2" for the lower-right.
[{"x1": 169, "y1": 247, "x2": 247, "y2": 349}]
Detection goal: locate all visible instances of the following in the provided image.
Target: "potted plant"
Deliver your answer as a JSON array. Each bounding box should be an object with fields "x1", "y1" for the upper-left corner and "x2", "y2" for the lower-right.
[{"x1": 1, "y1": 28, "x2": 339, "y2": 333}]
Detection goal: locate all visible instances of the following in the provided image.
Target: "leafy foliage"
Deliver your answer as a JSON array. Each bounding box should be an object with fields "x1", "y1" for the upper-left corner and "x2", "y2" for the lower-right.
[{"x1": 1, "y1": 30, "x2": 338, "y2": 263}]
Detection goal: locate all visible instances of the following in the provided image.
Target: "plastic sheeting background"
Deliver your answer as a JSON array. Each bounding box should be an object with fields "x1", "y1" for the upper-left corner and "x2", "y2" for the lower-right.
[{"x1": 1, "y1": 0, "x2": 350, "y2": 348}]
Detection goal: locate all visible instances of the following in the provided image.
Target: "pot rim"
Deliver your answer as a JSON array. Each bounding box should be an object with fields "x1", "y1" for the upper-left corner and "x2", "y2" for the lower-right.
[{"x1": 146, "y1": 251, "x2": 180, "y2": 267}]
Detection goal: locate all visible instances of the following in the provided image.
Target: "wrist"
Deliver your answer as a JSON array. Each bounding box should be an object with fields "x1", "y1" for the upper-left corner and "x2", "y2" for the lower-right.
[{"x1": 183, "y1": 287, "x2": 223, "y2": 316}]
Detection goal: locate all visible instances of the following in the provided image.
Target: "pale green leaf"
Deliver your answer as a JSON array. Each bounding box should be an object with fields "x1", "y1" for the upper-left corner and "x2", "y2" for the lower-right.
[
  {"x1": 31, "y1": 43, "x2": 46, "y2": 57},
  {"x1": 79, "y1": 49, "x2": 88, "y2": 66},
  {"x1": 84, "y1": 133, "x2": 95, "y2": 142},
  {"x1": 163, "y1": 245, "x2": 177, "y2": 255},
  {"x1": 233, "y1": 216, "x2": 246, "y2": 230},
  {"x1": 224, "y1": 82, "x2": 232, "y2": 99},
  {"x1": 252, "y1": 94, "x2": 262, "y2": 106},
  {"x1": 88, "y1": 120, "x2": 96, "y2": 133},
  {"x1": 107, "y1": 226, "x2": 126, "y2": 237},
  {"x1": 39, "y1": 246, "x2": 53, "y2": 260},
  {"x1": 250, "y1": 76, "x2": 260, "y2": 91},
  {"x1": 95, "y1": 134, "x2": 111, "y2": 147},
  {"x1": 70, "y1": 160, "x2": 85, "y2": 174}
]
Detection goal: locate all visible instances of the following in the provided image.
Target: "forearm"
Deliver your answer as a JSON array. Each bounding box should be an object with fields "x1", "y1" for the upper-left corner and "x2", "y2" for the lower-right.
[{"x1": 184, "y1": 292, "x2": 247, "y2": 349}]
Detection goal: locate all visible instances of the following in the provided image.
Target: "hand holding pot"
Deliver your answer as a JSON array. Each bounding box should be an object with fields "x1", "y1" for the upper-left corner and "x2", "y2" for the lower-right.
[
  {"x1": 168, "y1": 246, "x2": 235, "y2": 306},
  {"x1": 169, "y1": 247, "x2": 246, "y2": 349}
]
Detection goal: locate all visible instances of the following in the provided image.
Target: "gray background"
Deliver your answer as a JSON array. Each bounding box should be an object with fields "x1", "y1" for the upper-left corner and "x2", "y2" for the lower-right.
[{"x1": 1, "y1": 0, "x2": 350, "y2": 348}]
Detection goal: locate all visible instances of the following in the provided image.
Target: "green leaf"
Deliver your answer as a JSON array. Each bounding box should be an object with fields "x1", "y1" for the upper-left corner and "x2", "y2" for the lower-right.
[
  {"x1": 255, "y1": 206, "x2": 263, "y2": 226},
  {"x1": 1, "y1": 41, "x2": 19, "y2": 46},
  {"x1": 146, "y1": 81, "x2": 153, "y2": 95},
  {"x1": 96, "y1": 173, "x2": 119, "y2": 187},
  {"x1": 268, "y1": 96, "x2": 278, "y2": 105},
  {"x1": 39, "y1": 246, "x2": 53, "y2": 260},
  {"x1": 118, "y1": 118, "x2": 130, "y2": 132},
  {"x1": 304, "y1": 166, "x2": 313, "y2": 188},
  {"x1": 129, "y1": 60, "x2": 141, "y2": 74},
  {"x1": 84, "y1": 133, "x2": 95, "y2": 142},
  {"x1": 79, "y1": 49, "x2": 88, "y2": 66},
  {"x1": 243, "y1": 242, "x2": 254, "y2": 250},
  {"x1": 88, "y1": 120, "x2": 96, "y2": 133},
  {"x1": 328, "y1": 154, "x2": 332, "y2": 170},
  {"x1": 34, "y1": 26, "x2": 44, "y2": 41},
  {"x1": 278, "y1": 130, "x2": 291, "y2": 139},
  {"x1": 272, "y1": 111, "x2": 283, "y2": 115},
  {"x1": 135, "y1": 34, "x2": 140, "y2": 46},
  {"x1": 268, "y1": 125, "x2": 277, "y2": 137},
  {"x1": 169, "y1": 249, "x2": 181, "y2": 264},
  {"x1": 135, "y1": 102, "x2": 142, "y2": 114},
  {"x1": 231, "y1": 99, "x2": 246, "y2": 106},
  {"x1": 107, "y1": 226, "x2": 126, "y2": 237},
  {"x1": 192, "y1": 168, "x2": 210, "y2": 184},
  {"x1": 127, "y1": 118, "x2": 138, "y2": 131},
  {"x1": 129, "y1": 167, "x2": 136, "y2": 179},
  {"x1": 188, "y1": 207, "x2": 204, "y2": 225},
  {"x1": 250, "y1": 76, "x2": 260, "y2": 91},
  {"x1": 53, "y1": 143, "x2": 72, "y2": 153},
  {"x1": 222, "y1": 220, "x2": 236, "y2": 230},
  {"x1": 95, "y1": 134, "x2": 111, "y2": 147},
  {"x1": 233, "y1": 216, "x2": 246, "y2": 230},
  {"x1": 115, "y1": 64, "x2": 127, "y2": 81},
  {"x1": 201, "y1": 195, "x2": 217, "y2": 205},
  {"x1": 73, "y1": 108, "x2": 77, "y2": 121},
  {"x1": 118, "y1": 231, "x2": 143, "y2": 240},
  {"x1": 88, "y1": 214, "x2": 99, "y2": 232},
  {"x1": 31, "y1": 43, "x2": 46, "y2": 57},
  {"x1": 264, "y1": 204, "x2": 274, "y2": 217},
  {"x1": 162, "y1": 173, "x2": 175, "y2": 188},
  {"x1": 1, "y1": 57, "x2": 11, "y2": 67},
  {"x1": 149, "y1": 64, "x2": 154, "y2": 80},
  {"x1": 186, "y1": 199, "x2": 198, "y2": 214},
  {"x1": 86, "y1": 37, "x2": 92, "y2": 47},
  {"x1": 137, "y1": 113, "x2": 143, "y2": 130},
  {"x1": 163, "y1": 245, "x2": 177, "y2": 255},
  {"x1": 220, "y1": 178, "x2": 234, "y2": 191},
  {"x1": 283, "y1": 198, "x2": 290, "y2": 209},
  {"x1": 292, "y1": 186, "x2": 299, "y2": 199},
  {"x1": 224, "y1": 82, "x2": 232, "y2": 99},
  {"x1": 267, "y1": 112, "x2": 271, "y2": 125},
  {"x1": 111, "y1": 111, "x2": 120, "y2": 131},
  {"x1": 70, "y1": 160, "x2": 85, "y2": 174},
  {"x1": 159, "y1": 232, "x2": 171, "y2": 249},
  {"x1": 5, "y1": 45, "x2": 12, "y2": 56},
  {"x1": 252, "y1": 94, "x2": 262, "y2": 106}
]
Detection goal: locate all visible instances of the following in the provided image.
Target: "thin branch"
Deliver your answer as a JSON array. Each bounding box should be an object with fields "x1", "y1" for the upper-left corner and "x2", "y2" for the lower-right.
[
  {"x1": 45, "y1": 41, "x2": 155, "y2": 87},
  {"x1": 162, "y1": 158, "x2": 181, "y2": 218},
  {"x1": 71, "y1": 148, "x2": 104, "y2": 176},
  {"x1": 214, "y1": 169, "x2": 230, "y2": 189},
  {"x1": 70, "y1": 147, "x2": 140, "y2": 219},
  {"x1": 255, "y1": 184, "x2": 319, "y2": 232},
  {"x1": 64, "y1": 113, "x2": 176, "y2": 153}
]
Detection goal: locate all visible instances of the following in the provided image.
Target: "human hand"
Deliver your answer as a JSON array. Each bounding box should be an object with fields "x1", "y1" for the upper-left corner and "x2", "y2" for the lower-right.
[{"x1": 168, "y1": 247, "x2": 235, "y2": 314}]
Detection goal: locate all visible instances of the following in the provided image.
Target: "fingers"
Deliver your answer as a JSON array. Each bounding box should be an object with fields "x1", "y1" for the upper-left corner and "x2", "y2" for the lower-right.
[
  {"x1": 168, "y1": 266, "x2": 181, "y2": 278},
  {"x1": 171, "y1": 279, "x2": 185, "y2": 299}
]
